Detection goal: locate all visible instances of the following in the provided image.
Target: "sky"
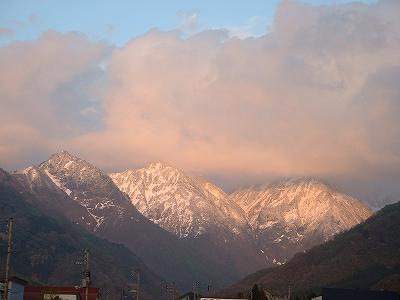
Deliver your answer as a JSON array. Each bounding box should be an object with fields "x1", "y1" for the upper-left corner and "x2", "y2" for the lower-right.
[
  {"x1": 0, "y1": 0, "x2": 377, "y2": 45},
  {"x1": 0, "y1": 0, "x2": 399, "y2": 207}
]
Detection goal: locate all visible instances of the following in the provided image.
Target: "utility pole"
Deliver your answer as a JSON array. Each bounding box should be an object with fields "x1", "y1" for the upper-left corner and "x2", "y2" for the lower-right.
[
  {"x1": 193, "y1": 281, "x2": 199, "y2": 300},
  {"x1": 165, "y1": 282, "x2": 176, "y2": 300},
  {"x1": 166, "y1": 283, "x2": 170, "y2": 300},
  {"x1": 172, "y1": 282, "x2": 176, "y2": 300},
  {"x1": 133, "y1": 268, "x2": 140, "y2": 300},
  {"x1": 84, "y1": 249, "x2": 90, "y2": 300},
  {"x1": 4, "y1": 218, "x2": 13, "y2": 300}
]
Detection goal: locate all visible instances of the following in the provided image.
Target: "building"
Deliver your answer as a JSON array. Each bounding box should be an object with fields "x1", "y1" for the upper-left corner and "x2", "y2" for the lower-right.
[
  {"x1": 177, "y1": 293, "x2": 248, "y2": 300},
  {"x1": 8, "y1": 277, "x2": 28, "y2": 300},
  {"x1": 311, "y1": 288, "x2": 399, "y2": 300},
  {"x1": 23, "y1": 286, "x2": 101, "y2": 300},
  {"x1": 199, "y1": 298, "x2": 248, "y2": 300},
  {"x1": 0, "y1": 277, "x2": 29, "y2": 300},
  {"x1": 178, "y1": 292, "x2": 195, "y2": 300}
]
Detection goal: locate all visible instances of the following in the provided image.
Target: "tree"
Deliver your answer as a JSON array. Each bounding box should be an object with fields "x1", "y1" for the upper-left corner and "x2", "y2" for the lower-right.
[{"x1": 251, "y1": 284, "x2": 266, "y2": 300}]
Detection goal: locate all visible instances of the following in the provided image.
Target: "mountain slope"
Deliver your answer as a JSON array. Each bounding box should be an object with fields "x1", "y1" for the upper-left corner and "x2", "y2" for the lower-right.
[
  {"x1": 13, "y1": 152, "x2": 260, "y2": 290},
  {"x1": 0, "y1": 168, "x2": 164, "y2": 300},
  {"x1": 13, "y1": 165, "x2": 92, "y2": 227},
  {"x1": 223, "y1": 201, "x2": 400, "y2": 297},
  {"x1": 110, "y1": 162, "x2": 267, "y2": 282},
  {"x1": 230, "y1": 178, "x2": 372, "y2": 264},
  {"x1": 110, "y1": 162, "x2": 250, "y2": 238}
]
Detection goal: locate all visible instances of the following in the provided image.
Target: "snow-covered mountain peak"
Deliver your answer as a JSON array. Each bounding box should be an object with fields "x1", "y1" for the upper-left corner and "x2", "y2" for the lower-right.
[
  {"x1": 145, "y1": 162, "x2": 184, "y2": 183},
  {"x1": 253, "y1": 177, "x2": 331, "y2": 192},
  {"x1": 19, "y1": 151, "x2": 142, "y2": 231},
  {"x1": 147, "y1": 161, "x2": 175, "y2": 171},
  {"x1": 47, "y1": 150, "x2": 79, "y2": 164},
  {"x1": 280, "y1": 177, "x2": 333, "y2": 191},
  {"x1": 110, "y1": 163, "x2": 249, "y2": 238},
  {"x1": 230, "y1": 177, "x2": 372, "y2": 263},
  {"x1": 44, "y1": 150, "x2": 94, "y2": 172},
  {"x1": 230, "y1": 178, "x2": 371, "y2": 237},
  {"x1": 51, "y1": 149, "x2": 74, "y2": 157}
]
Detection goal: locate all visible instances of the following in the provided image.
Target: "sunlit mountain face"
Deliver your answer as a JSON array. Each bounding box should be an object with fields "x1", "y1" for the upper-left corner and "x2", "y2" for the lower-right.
[
  {"x1": 9, "y1": 151, "x2": 372, "y2": 293},
  {"x1": 1, "y1": 0, "x2": 400, "y2": 211},
  {"x1": 222, "y1": 201, "x2": 400, "y2": 298},
  {"x1": 1, "y1": 0, "x2": 400, "y2": 299}
]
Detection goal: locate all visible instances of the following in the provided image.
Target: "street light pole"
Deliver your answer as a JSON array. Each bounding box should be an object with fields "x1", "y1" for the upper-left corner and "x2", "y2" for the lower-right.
[{"x1": 4, "y1": 218, "x2": 13, "y2": 300}]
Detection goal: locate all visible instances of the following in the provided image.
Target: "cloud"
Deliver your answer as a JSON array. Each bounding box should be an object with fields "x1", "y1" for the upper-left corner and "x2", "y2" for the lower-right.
[
  {"x1": 104, "y1": 24, "x2": 115, "y2": 35},
  {"x1": 177, "y1": 10, "x2": 199, "y2": 34},
  {"x1": 226, "y1": 16, "x2": 268, "y2": 39},
  {"x1": 0, "y1": 31, "x2": 110, "y2": 169},
  {"x1": 0, "y1": 27, "x2": 14, "y2": 37},
  {"x1": 1, "y1": 0, "x2": 400, "y2": 196},
  {"x1": 28, "y1": 14, "x2": 39, "y2": 25}
]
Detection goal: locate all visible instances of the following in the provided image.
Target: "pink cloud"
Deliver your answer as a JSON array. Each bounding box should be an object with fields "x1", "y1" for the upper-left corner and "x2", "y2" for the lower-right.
[{"x1": 1, "y1": 1, "x2": 400, "y2": 192}]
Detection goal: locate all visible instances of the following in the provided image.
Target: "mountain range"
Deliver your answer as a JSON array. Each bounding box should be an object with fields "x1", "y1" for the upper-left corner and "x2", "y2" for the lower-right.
[
  {"x1": 0, "y1": 150, "x2": 375, "y2": 297},
  {"x1": 111, "y1": 163, "x2": 371, "y2": 267},
  {"x1": 222, "y1": 201, "x2": 400, "y2": 298},
  {"x1": 13, "y1": 151, "x2": 252, "y2": 290},
  {"x1": 110, "y1": 162, "x2": 266, "y2": 280}
]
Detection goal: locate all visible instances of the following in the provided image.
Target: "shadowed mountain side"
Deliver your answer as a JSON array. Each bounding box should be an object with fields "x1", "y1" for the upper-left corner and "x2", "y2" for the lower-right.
[
  {"x1": 13, "y1": 152, "x2": 265, "y2": 291},
  {"x1": 0, "y1": 168, "x2": 164, "y2": 300},
  {"x1": 110, "y1": 163, "x2": 268, "y2": 282},
  {"x1": 230, "y1": 178, "x2": 372, "y2": 265},
  {"x1": 221, "y1": 201, "x2": 400, "y2": 298}
]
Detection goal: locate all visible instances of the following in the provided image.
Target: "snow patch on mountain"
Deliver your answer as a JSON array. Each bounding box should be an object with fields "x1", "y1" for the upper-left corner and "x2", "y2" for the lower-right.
[
  {"x1": 43, "y1": 169, "x2": 72, "y2": 196},
  {"x1": 28, "y1": 150, "x2": 134, "y2": 231},
  {"x1": 110, "y1": 163, "x2": 249, "y2": 239},
  {"x1": 230, "y1": 177, "x2": 373, "y2": 263}
]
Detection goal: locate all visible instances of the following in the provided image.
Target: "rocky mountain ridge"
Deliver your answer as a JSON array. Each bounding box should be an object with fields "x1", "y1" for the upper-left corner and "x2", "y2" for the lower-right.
[
  {"x1": 222, "y1": 200, "x2": 400, "y2": 297},
  {"x1": 110, "y1": 162, "x2": 251, "y2": 239},
  {"x1": 12, "y1": 151, "x2": 265, "y2": 290},
  {"x1": 230, "y1": 177, "x2": 372, "y2": 264},
  {"x1": 9, "y1": 150, "x2": 373, "y2": 291},
  {"x1": 0, "y1": 168, "x2": 164, "y2": 300},
  {"x1": 110, "y1": 162, "x2": 268, "y2": 280},
  {"x1": 111, "y1": 164, "x2": 372, "y2": 266}
]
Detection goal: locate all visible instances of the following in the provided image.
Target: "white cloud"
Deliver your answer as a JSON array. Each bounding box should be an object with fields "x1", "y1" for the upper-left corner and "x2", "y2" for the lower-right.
[
  {"x1": 177, "y1": 10, "x2": 199, "y2": 34},
  {"x1": 1, "y1": 1, "x2": 400, "y2": 195},
  {"x1": 226, "y1": 16, "x2": 268, "y2": 39}
]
